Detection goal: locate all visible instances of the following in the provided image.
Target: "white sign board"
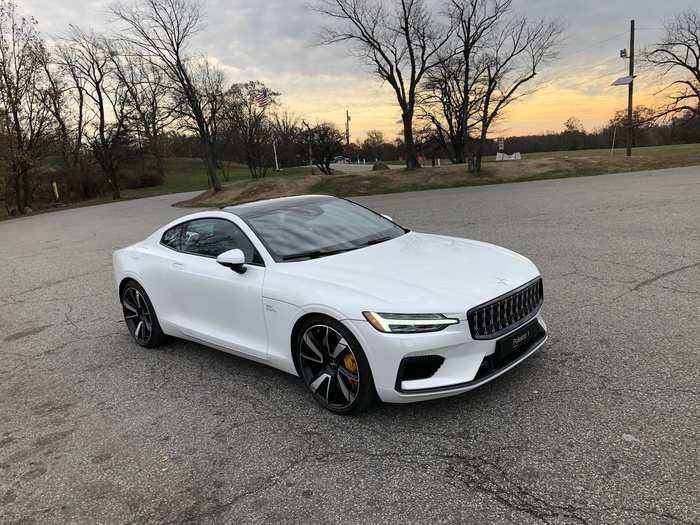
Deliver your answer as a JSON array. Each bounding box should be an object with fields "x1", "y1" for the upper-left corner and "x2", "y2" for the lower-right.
[{"x1": 496, "y1": 152, "x2": 522, "y2": 161}]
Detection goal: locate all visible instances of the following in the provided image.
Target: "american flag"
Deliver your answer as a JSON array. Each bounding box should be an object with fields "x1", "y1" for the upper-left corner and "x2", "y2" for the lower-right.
[{"x1": 255, "y1": 88, "x2": 271, "y2": 108}]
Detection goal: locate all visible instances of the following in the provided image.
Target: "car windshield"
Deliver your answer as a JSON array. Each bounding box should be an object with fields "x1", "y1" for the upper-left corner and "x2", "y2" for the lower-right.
[{"x1": 241, "y1": 197, "x2": 407, "y2": 262}]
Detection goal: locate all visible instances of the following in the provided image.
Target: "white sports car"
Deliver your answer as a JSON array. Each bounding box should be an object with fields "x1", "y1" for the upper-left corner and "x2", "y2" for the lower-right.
[{"x1": 113, "y1": 195, "x2": 547, "y2": 414}]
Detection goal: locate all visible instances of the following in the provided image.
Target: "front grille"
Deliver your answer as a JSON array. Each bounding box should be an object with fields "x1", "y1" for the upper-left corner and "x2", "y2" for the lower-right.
[{"x1": 467, "y1": 277, "x2": 543, "y2": 340}]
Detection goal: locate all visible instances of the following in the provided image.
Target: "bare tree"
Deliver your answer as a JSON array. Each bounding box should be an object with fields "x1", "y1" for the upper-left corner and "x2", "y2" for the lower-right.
[
  {"x1": 419, "y1": 0, "x2": 509, "y2": 164},
  {"x1": 0, "y1": 0, "x2": 51, "y2": 213},
  {"x1": 271, "y1": 109, "x2": 301, "y2": 168},
  {"x1": 192, "y1": 60, "x2": 226, "y2": 160},
  {"x1": 471, "y1": 16, "x2": 562, "y2": 173},
  {"x1": 315, "y1": 0, "x2": 453, "y2": 169},
  {"x1": 110, "y1": 0, "x2": 222, "y2": 191},
  {"x1": 221, "y1": 81, "x2": 278, "y2": 178},
  {"x1": 303, "y1": 121, "x2": 344, "y2": 175},
  {"x1": 418, "y1": 55, "x2": 485, "y2": 163},
  {"x1": 645, "y1": 9, "x2": 700, "y2": 118},
  {"x1": 63, "y1": 26, "x2": 130, "y2": 199},
  {"x1": 607, "y1": 105, "x2": 656, "y2": 148},
  {"x1": 42, "y1": 47, "x2": 86, "y2": 178},
  {"x1": 362, "y1": 129, "x2": 385, "y2": 160},
  {"x1": 108, "y1": 41, "x2": 176, "y2": 182}
]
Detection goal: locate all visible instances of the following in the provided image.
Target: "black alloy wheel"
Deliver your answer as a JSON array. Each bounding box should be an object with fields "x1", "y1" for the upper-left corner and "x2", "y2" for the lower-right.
[
  {"x1": 121, "y1": 282, "x2": 165, "y2": 348},
  {"x1": 297, "y1": 318, "x2": 375, "y2": 414}
]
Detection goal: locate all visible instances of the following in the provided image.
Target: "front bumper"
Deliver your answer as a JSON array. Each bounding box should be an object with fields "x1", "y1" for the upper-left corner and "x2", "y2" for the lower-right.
[{"x1": 344, "y1": 315, "x2": 547, "y2": 404}]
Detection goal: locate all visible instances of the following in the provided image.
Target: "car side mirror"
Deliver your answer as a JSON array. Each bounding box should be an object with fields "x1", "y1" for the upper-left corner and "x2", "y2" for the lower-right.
[
  {"x1": 217, "y1": 249, "x2": 247, "y2": 274},
  {"x1": 381, "y1": 214, "x2": 394, "y2": 222}
]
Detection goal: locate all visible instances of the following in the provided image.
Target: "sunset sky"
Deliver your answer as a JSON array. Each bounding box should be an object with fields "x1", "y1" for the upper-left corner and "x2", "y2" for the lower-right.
[{"x1": 23, "y1": 0, "x2": 697, "y2": 141}]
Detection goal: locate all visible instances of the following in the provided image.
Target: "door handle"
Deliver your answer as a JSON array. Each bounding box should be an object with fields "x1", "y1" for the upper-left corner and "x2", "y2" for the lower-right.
[{"x1": 172, "y1": 262, "x2": 186, "y2": 270}]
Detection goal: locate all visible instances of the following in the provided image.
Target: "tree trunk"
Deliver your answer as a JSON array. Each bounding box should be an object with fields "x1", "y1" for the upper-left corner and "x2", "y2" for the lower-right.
[
  {"x1": 151, "y1": 145, "x2": 165, "y2": 182},
  {"x1": 22, "y1": 165, "x2": 32, "y2": 210},
  {"x1": 110, "y1": 171, "x2": 121, "y2": 200},
  {"x1": 201, "y1": 137, "x2": 222, "y2": 191},
  {"x1": 473, "y1": 134, "x2": 486, "y2": 175},
  {"x1": 14, "y1": 171, "x2": 24, "y2": 215},
  {"x1": 452, "y1": 137, "x2": 465, "y2": 164},
  {"x1": 402, "y1": 113, "x2": 420, "y2": 170},
  {"x1": 463, "y1": 128, "x2": 471, "y2": 170}
]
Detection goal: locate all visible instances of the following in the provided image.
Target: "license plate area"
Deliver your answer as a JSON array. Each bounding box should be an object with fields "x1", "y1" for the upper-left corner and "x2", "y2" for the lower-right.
[{"x1": 495, "y1": 319, "x2": 543, "y2": 363}]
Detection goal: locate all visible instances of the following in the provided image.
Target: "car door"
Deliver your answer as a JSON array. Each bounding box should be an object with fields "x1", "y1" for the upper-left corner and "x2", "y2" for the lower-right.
[{"x1": 168, "y1": 217, "x2": 268, "y2": 360}]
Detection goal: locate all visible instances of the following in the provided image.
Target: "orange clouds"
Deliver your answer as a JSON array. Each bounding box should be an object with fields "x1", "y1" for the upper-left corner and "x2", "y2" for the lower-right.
[{"x1": 280, "y1": 67, "x2": 669, "y2": 141}]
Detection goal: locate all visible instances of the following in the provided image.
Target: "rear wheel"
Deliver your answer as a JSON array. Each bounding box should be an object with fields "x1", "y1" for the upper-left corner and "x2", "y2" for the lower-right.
[
  {"x1": 121, "y1": 281, "x2": 165, "y2": 348},
  {"x1": 296, "y1": 316, "x2": 375, "y2": 414}
]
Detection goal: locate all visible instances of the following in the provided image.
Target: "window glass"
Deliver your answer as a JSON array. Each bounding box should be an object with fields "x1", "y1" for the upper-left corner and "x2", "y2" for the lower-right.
[
  {"x1": 180, "y1": 219, "x2": 261, "y2": 263},
  {"x1": 243, "y1": 197, "x2": 405, "y2": 261},
  {"x1": 161, "y1": 224, "x2": 182, "y2": 251}
]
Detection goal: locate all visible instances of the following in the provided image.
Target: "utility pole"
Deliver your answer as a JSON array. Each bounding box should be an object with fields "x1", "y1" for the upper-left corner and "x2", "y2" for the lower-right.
[
  {"x1": 272, "y1": 140, "x2": 280, "y2": 171},
  {"x1": 626, "y1": 19, "x2": 635, "y2": 157},
  {"x1": 345, "y1": 110, "x2": 351, "y2": 145},
  {"x1": 301, "y1": 120, "x2": 314, "y2": 175}
]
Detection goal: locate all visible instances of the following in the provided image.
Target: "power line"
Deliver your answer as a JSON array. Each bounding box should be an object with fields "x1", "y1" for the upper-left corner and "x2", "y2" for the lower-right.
[
  {"x1": 535, "y1": 56, "x2": 620, "y2": 89},
  {"x1": 565, "y1": 30, "x2": 628, "y2": 57}
]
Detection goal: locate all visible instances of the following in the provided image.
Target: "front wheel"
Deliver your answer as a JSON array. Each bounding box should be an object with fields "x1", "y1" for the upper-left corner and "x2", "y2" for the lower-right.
[
  {"x1": 296, "y1": 316, "x2": 376, "y2": 414},
  {"x1": 120, "y1": 281, "x2": 165, "y2": 348}
]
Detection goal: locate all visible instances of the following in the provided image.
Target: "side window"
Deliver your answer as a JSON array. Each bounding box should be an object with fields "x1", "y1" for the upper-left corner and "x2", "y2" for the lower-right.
[
  {"x1": 161, "y1": 224, "x2": 182, "y2": 251},
  {"x1": 180, "y1": 219, "x2": 262, "y2": 264}
]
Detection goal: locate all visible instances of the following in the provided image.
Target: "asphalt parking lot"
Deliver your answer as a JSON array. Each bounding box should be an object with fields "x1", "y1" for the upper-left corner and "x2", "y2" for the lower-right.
[{"x1": 1, "y1": 166, "x2": 698, "y2": 524}]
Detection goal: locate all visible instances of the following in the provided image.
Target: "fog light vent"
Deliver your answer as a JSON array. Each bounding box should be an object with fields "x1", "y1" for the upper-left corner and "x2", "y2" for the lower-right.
[{"x1": 399, "y1": 355, "x2": 445, "y2": 381}]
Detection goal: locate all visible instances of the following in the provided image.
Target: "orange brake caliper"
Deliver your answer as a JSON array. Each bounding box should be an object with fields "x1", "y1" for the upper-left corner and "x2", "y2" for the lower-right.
[{"x1": 343, "y1": 353, "x2": 358, "y2": 385}]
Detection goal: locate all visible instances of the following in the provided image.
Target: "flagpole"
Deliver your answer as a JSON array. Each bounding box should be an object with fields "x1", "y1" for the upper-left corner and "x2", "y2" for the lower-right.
[{"x1": 273, "y1": 140, "x2": 280, "y2": 171}]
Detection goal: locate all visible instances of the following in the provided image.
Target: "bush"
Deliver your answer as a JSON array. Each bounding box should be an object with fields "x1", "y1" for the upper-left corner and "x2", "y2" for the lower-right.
[
  {"x1": 138, "y1": 166, "x2": 165, "y2": 188},
  {"x1": 140, "y1": 154, "x2": 165, "y2": 187},
  {"x1": 119, "y1": 167, "x2": 143, "y2": 189},
  {"x1": 119, "y1": 153, "x2": 165, "y2": 189},
  {"x1": 372, "y1": 161, "x2": 390, "y2": 171}
]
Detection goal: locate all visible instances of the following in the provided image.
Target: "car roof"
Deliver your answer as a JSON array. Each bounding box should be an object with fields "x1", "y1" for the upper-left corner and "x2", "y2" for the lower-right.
[{"x1": 223, "y1": 194, "x2": 336, "y2": 218}]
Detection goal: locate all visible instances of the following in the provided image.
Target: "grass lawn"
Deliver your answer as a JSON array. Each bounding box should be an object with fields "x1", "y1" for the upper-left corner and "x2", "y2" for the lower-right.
[
  {"x1": 178, "y1": 143, "x2": 700, "y2": 209},
  {"x1": 522, "y1": 143, "x2": 700, "y2": 160},
  {"x1": 3, "y1": 144, "x2": 699, "y2": 219},
  {"x1": 0, "y1": 157, "x2": 315, "y2": 219},
  {"x1": 121, "y1": 158, "x2": 313, "y2": 199}
]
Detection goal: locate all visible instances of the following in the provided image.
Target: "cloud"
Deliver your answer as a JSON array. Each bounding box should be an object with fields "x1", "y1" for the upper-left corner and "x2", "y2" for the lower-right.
[{"x1": 20, "y1": 0, "x2": 698, "y2": 138}]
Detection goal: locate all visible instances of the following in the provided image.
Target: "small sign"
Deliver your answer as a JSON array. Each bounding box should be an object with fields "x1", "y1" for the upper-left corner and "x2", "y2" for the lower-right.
[
  {"x1": 496, "y1": 152, "x2": 521, "y2": 161},
  {"x1": 611, "y1": 75, "x2": 635, "y2": 86}
]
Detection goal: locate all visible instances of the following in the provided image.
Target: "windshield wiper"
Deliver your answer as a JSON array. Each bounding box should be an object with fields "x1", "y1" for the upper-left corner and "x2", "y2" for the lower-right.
[
  {"x1": 282, "y1": 236, "x2": 395, "y2": 260},
  {"x1": 281, "y1": 248, "x2": 355, "y2": 261},
  {"x1": 363, "y1": 236, "x2": 392, "y2": 246}
]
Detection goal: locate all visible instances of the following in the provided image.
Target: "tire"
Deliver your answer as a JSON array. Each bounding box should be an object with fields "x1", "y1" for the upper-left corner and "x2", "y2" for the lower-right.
[
  {"x1": 295, "y1": 315, "x2": 376, "y2": 414},
  {"x1": 120, "y1": 280, "x2": 166, "y2": 348}
]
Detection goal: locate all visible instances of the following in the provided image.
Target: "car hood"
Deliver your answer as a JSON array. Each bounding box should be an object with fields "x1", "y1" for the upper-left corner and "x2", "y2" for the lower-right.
[{"x1": 271, "y1": 232, "x2": 541, "y2": 318}]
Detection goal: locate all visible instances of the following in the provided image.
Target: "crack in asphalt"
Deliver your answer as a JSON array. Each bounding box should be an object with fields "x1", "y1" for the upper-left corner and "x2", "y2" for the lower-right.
[
  {"x1": 0, "y1": 268, "x2": 111, "y2": 306},
  {"x1": 629, "y1": 261, "x2": 700, "y2": 293},
  {"x1": 159, "y1": 445, "x2": 697, "y2": 525},
  {"x1": 2, "y1": 324, "x2": 54, "y2": 342}
]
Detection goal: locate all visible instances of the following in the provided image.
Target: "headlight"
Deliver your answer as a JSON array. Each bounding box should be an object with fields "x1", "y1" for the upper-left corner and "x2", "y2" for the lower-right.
[{"x1": 362, "y1": 312, "x2": 459, "y2": 333}]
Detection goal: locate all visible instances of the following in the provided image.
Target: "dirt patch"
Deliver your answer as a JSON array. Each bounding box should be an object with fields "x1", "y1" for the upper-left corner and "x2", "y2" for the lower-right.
[{"x1": 176, "y1": 174, "x2": 329, "y2": 208}]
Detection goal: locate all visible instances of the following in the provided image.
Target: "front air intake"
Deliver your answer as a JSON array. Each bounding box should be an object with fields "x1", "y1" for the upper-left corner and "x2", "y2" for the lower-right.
[{"x1": 397, "y1": 355, "x2": 445, "y2": 382}]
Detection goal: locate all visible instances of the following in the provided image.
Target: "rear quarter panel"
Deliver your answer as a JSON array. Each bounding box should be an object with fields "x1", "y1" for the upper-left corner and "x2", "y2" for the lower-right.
[{"x1": 113, "y1": 240, "x2": 183, "y2": 336}]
